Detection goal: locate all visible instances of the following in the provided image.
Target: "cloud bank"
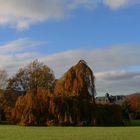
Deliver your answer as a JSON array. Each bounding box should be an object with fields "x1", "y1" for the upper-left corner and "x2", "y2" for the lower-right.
[
  {"x1": 0, "y1": 38, "x2": 140, "y2": 95},
  {"x1": 0, "y1": 38, "x2": 43, "y2": 74},
  {"x1": 0, "y1": 0, "x2": 139, "y2": 29}
]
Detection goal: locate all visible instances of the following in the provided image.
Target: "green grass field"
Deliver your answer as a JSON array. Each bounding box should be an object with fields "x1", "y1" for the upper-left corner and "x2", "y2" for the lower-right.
[{"x1": 0, "y1": 125, "x2": 140, "y2": 140}]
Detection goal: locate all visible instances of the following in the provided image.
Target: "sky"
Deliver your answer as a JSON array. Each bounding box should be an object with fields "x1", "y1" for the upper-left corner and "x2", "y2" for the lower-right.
[{"x1": 0, "y1": 0, "x2": 140, "y2": 96}]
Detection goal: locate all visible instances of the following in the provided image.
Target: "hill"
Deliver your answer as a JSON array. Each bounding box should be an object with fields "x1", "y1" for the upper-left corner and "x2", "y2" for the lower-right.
[{"x1": 128, "y1": 92, "x2": 140, "y2": 97}]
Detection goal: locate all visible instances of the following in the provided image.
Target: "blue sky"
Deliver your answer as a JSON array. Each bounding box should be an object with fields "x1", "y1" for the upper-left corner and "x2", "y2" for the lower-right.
[
  {"x1": 0, "y1": 0, "x2": 140, "y2": 95},
  {"x1": 1, "y1": 1, "x2": 140, "y2": 52}
]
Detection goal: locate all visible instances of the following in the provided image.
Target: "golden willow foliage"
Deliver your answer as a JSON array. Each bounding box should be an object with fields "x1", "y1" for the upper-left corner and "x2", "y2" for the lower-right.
[
  {"x1": 54, "y1": 60, "x2": 96, "y2": 100},
  {"x1": 46, "y1": 97, "x2": 96, "y2": 126},
  {"x1": 0, "y1": 60, "x2": 124, "y2": 126},
  {"x1": 12, "y1": 93, "x2": 124, "y2": 126},
  {"x1": 12, "y1": 88, "x2": 49, "y2": 126},
  {"x1": 12, "y1": 90, "x2": 96, "y2": 126}
]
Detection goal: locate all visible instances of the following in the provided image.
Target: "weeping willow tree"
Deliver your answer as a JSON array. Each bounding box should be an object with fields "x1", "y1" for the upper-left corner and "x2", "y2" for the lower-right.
[
  {"x1": 54, "y1": 60, "x2": 96, "y2": 102},
  {"x1": 12, "y1": 88, "x2": 50, "y2": 126}
]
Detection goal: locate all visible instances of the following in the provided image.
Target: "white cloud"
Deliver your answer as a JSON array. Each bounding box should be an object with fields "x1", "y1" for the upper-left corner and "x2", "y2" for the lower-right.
[
  {"x1": 0, "y1": 0, "x2": 65, "y2": 29},
  {"x1": 104, "y1": 0, "x2": 140, "y2": 10},
  {"x1": 0, "y1": 39, "x2": 140, "y2": 95},
  {"x1": 0, "y1": 0, "x2": 139, "y2": 29},
  {"x1": 40, "y1": 46, "x2": 140, "y2": 95},
  {"x1": 0, "y1": 38, "x2": 43, "y2": 74},
  {"x1": 0, "y1": 0, "x2": 96, "y2": 30},
  {"x1": 103, "y1": 0, "x2": 129, "y2": 9},
  {"x1": 41, "y1": 45, "x2": 140, "y2": 77},
  {"x1": 0, "y1": 38, "x2": 45, "y2": 54},
  {"x1": 95, "y1": 71, "x2": 140, "y2": 95},
  {"x1": 96, "y1": 71, "x2": 140, "y2": 81}
]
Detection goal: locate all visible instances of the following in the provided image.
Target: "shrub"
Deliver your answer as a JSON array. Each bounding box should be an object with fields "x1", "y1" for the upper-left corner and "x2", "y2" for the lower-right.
[{"x1": 94, "y1": 104, "x2": 124, "y2": 126}]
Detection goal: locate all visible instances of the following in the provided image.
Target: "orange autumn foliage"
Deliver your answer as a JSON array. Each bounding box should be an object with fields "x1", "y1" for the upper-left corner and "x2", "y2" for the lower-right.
[
  {"x1": 2, "y1": 60, "x2": 124, "y2": 126},
  {"x1": 12, "y1": 88, "x2": 49, "y2": 125},
  {"x1": 54, "y1": 60, "x2": 96, "y2": 101}
]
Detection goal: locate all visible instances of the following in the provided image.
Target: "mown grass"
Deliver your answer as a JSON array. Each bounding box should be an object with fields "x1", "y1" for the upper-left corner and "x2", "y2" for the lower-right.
[{"x1": 0, "y1": 125, "x2": 140, "y2": 140}]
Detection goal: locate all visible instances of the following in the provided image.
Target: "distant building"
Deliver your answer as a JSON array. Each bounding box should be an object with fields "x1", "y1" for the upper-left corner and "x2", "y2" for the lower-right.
[{"x1": 95, "y1": 94, "x2": 126, "y2": 105}]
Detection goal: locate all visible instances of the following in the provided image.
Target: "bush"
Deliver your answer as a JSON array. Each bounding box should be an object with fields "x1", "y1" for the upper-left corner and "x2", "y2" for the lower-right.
[{"x1": 94, "y1": 103, "x2": 124, "y2": 126}]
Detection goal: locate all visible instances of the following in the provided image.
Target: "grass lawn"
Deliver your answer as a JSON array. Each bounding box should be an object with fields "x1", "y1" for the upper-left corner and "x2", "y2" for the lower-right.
[{"x1": 0, "y1": 125, "x2": 140, "y2": 140}]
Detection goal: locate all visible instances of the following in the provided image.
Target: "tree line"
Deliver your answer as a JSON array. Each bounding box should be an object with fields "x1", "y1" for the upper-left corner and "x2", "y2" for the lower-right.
[{"x1": 0, "y1": 60, "x2": 128, "y2": 126}]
